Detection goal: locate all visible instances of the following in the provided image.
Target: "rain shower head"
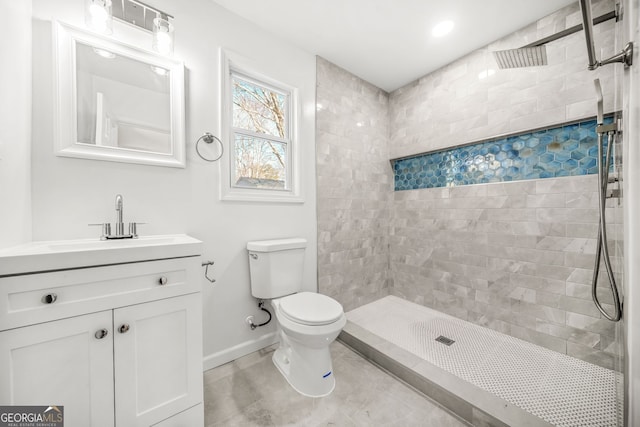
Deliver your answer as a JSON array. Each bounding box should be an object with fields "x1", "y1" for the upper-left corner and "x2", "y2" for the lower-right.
[
  {"x1": 493, "y1": 46, "x2": 547, "y2": 69},
  {"x1": 492, "y1": 9, "x2": 617, "y2": 70}
]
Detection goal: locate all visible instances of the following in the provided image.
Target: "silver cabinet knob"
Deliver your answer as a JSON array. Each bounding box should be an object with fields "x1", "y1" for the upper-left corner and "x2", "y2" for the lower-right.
[
  {"x1": 118, "y1": 324, "x2": 130, "y2": 334},
  {"x1": 41, "y1": 293, "x2": 58, "y2": 304},
  {"x1": 95, "y1": 329, "x2": 109, "y2": 339},
  {"x1": 158, "y1": 276, "x2": 168, "y2": 286}
]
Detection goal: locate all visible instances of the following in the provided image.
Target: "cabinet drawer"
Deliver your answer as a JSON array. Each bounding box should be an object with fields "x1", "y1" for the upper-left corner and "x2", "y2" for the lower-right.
[{"x1": 0, "y1": 257, "x2": 201, "y2": 330}]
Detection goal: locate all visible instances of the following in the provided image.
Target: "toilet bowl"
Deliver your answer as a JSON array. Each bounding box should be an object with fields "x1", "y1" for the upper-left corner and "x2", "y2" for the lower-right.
[
  {"x1": 270, "y1": 292, "x2": 346, "y2": 397},
  {"x1": 246, "y1": 238, "x2": 346, "y2": 397}
]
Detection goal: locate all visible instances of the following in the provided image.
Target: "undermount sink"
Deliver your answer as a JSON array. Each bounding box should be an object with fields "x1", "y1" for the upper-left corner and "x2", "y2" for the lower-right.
[{"x1": 0, "y1": 234, "x2": 202, "y2": 277}]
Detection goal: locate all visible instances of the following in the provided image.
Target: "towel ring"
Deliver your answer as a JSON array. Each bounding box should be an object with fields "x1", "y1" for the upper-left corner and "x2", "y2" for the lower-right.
[{"x1": 196, "y1": 132, "x2": 224, "y2": 162}]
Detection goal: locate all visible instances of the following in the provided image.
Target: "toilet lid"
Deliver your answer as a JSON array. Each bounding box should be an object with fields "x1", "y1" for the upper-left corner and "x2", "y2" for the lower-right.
[{"x1": 279, "y1": 292, "x2": 344, "y2": 326}]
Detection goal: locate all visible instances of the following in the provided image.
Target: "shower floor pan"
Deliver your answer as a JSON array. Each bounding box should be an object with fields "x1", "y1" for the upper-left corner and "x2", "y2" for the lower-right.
[{"x1": 339, "y1": 295, "x2": 621, "y2": 427}]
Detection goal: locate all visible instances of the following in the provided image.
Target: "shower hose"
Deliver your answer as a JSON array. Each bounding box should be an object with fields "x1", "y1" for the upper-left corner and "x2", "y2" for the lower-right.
[{"x1": 591, "y1": 130, "x2": 622, "y2": 322}]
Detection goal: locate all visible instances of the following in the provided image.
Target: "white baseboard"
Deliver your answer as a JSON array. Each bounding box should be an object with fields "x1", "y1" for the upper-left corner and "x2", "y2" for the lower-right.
[{"x1": 202, "y1": 332, "x2": 279, "y2": 371}]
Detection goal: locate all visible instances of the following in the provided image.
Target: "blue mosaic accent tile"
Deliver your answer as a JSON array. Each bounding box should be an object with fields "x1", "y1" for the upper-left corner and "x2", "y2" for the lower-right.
[{"x1": 393, "y1": 118, "x2": 613, "y2": 191}]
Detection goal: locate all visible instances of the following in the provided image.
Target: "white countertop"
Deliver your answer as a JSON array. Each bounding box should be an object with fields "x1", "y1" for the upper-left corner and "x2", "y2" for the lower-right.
[{"x1": 0, "y1": 234, "x2": 203, "y2": 276}]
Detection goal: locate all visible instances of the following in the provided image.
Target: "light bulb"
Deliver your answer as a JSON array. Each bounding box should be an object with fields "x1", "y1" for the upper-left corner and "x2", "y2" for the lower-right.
[
  {"x1": 153, "y1": 18, "x2": 174, "y2": 55},
  {"x1": 85, "y1": 0, "x2": 113, "y2": 34}
]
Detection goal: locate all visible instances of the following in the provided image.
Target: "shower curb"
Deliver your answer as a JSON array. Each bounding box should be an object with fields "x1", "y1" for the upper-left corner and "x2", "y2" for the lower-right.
[{"x1": 339, "y1": 321, "x2": 553, "y2": 427}]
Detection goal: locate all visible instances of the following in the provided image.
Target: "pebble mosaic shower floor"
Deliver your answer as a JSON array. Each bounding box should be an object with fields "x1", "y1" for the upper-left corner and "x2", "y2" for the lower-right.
[
  {"x1": 347, "y1": 296, "x2": 623, "y2": 427},
  {"x1": 392, "y1": 117, "x2": 615, "y2": 190}
]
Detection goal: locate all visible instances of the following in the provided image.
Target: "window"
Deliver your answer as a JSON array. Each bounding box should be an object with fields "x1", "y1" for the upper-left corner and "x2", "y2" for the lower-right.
[
  {"x1": 231, "y1": 73, "x2": 290, "y2": 190},
  {"x1": 220, "y1": 52, "x2": 301, "y2": 203}
]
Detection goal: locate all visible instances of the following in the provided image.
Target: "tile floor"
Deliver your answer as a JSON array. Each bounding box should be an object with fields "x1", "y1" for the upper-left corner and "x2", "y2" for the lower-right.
[{"x1": 203, "y1": 340, "x2": 470, "y2": 426}]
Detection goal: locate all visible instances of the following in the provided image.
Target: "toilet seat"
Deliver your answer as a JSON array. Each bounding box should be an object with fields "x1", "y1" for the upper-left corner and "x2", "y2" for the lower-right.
[{"x1": 278, "y1": 292, "x2": 343, "y2": 326}]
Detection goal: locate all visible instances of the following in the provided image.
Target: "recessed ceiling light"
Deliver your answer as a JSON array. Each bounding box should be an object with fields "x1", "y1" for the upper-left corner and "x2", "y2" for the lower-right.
[{"x1": 432, "y1": 20, "x2": 454, "y2": 38}]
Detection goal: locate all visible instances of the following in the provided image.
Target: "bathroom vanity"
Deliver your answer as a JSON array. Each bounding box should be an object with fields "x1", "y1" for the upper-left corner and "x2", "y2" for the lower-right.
[{"x1": 0, "y1": 235, "x2": 204, "y2": 426}]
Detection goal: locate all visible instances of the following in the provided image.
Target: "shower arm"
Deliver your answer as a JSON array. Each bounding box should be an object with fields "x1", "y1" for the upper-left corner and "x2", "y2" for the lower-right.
[{"x1": 579, "y1": 0, "x2": 633, "y2": 70}]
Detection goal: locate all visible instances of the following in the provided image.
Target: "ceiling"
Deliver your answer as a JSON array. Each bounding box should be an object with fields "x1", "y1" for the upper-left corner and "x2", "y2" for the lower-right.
[{"x1": 211, "y1": 0, "x2": 577, "y2": 92}]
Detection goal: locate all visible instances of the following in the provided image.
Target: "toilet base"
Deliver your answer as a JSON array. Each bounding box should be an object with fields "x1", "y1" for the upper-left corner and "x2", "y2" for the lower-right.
[{"x1": 272, "y1": 336, "x2": 336, "y2": 397}]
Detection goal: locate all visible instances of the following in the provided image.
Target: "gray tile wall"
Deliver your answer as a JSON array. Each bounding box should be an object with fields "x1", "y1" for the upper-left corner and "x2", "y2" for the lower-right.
[
  {"x1": 390, "y1": 175, "x2": 623, "y2": 369},
  {"x1": 316, "y1": 0, "x2": 623, "y2": 369},
  {"x1": 316, "y1": 57, "x2": 393, "y2": 311}
]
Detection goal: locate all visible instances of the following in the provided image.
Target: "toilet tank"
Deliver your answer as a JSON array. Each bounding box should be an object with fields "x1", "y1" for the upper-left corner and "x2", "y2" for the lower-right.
[{"x1": 247, "y1": 238, "x2": 306, "y2": 299}]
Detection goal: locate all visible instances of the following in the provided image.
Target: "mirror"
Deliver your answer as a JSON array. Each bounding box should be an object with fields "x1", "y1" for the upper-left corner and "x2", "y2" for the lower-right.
[{"x1": 53, "y1": 21, "x2": 185, "y2": 167}]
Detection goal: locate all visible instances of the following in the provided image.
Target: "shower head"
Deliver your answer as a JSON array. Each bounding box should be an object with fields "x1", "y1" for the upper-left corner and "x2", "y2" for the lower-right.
[
  {"x1": 492, "y1": 46, "x2": 547, "y2": 69},
  {"x1": 491, "y1": 9, "x2": 617, "y2": 70}
]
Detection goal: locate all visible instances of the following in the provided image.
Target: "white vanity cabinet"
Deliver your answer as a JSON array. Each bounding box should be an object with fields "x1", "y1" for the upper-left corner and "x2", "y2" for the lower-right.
[
  {"x1": 0, "y1": 310, "x2": 115, "y2": 425},
  {"x1": 0, "y1": 235, "x2": 204, "y2": 427}
]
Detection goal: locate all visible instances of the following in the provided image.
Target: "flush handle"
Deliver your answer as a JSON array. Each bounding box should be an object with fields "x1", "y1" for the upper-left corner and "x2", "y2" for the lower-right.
[
  {"x1": 94, "y1": 328, "x2": 109, "y2": 339},
  {"x1": 118, "y1": 324, "x2": 130, "y2": 334},
  {"x1": 41, "y1": 293, "x2": 58, "y2": 304},
  {"x1": 158, "y1": 276, "x2": 168, "y2": 286},
  {"x1": 250, "y1": 253, "x2": 258, "y2": 260}
]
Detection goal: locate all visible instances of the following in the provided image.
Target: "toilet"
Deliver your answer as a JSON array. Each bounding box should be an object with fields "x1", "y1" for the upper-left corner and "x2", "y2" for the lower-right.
[{"x1": 247, "y1": 238, "x2": 346, "y2": 397}]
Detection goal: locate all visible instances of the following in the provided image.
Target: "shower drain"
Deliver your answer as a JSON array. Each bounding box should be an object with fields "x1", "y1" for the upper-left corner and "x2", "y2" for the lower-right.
[{"x1": 435, "y1": 335, "x2": 455, "y2": 346}]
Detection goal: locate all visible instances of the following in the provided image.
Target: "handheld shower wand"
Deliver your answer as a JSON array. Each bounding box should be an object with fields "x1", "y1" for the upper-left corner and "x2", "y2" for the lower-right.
[
  {"x1": 593, "y1": 79, "x2": 604, "y2": 124},
  {"x1": 591, "y1": 79, "x2": 622, "y2": 322}
]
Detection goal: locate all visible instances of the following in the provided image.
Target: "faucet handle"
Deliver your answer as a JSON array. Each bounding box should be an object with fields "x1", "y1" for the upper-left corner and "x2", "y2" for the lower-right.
[
  {"x1": 128, "y1": 222, "x2": 146, "y2": 238},
  {"x1": 89, "y1": 223, "x2": 111, "y2": 240}
]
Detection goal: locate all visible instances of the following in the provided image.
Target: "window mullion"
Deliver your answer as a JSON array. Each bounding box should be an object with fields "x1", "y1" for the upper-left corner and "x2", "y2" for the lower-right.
[{"x1": 232, "y1": 128, "x2": 290, "y2": 145}]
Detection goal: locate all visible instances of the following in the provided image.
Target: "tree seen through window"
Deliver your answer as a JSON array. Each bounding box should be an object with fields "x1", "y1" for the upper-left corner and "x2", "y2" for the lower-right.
[{"x1": 232, "y1": 74, "x2": 289, "y2": 189}]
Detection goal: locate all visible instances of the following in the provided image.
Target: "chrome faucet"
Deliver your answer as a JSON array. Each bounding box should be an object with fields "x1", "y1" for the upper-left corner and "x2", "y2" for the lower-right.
[
  {"x1": 89, "y1": 194, "x2": 143, "y2": 240},
  {"x1": 115, "y1": 194, "x2": 125, "y2": 237}
]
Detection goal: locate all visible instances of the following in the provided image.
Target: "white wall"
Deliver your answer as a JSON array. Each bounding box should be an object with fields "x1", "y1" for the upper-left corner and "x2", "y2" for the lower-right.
[
  {"x1": 0, "y1": 1, "x2": 32, "y2": 249},
  {"x1": 30, "y1": 0, "x2": 317, "y2": 369}
]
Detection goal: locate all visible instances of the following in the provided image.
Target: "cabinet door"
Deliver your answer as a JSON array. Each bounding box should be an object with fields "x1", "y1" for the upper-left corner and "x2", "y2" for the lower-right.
[
  {"x1": 0, "y1": 311, "x2": 114, "y2": 427},
  {"x1": 114, "y1": 294, "x2": 203, "y2": 427}
]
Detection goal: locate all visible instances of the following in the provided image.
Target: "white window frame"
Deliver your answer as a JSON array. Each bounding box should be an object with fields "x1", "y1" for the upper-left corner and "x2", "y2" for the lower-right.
[{"x1": 219, "y1": 50, "x2": 302, "y2": 203}]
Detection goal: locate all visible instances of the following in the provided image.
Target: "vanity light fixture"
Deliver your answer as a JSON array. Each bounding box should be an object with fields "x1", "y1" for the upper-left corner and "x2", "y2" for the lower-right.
[
  {"x1": 432, "y1": 20, "x2": 454, "y2": 38},
  {"x1": 101, "y1": 0, "x2": 175, "y2": 55},
  {"x1": 85, "y1": 0, "x2": 113, "y2": 34}
]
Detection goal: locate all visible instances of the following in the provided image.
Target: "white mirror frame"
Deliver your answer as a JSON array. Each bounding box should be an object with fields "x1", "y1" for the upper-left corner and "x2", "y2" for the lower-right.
[{"x1": 53, "y1": 21, "x2": 186, "y2": 168}]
